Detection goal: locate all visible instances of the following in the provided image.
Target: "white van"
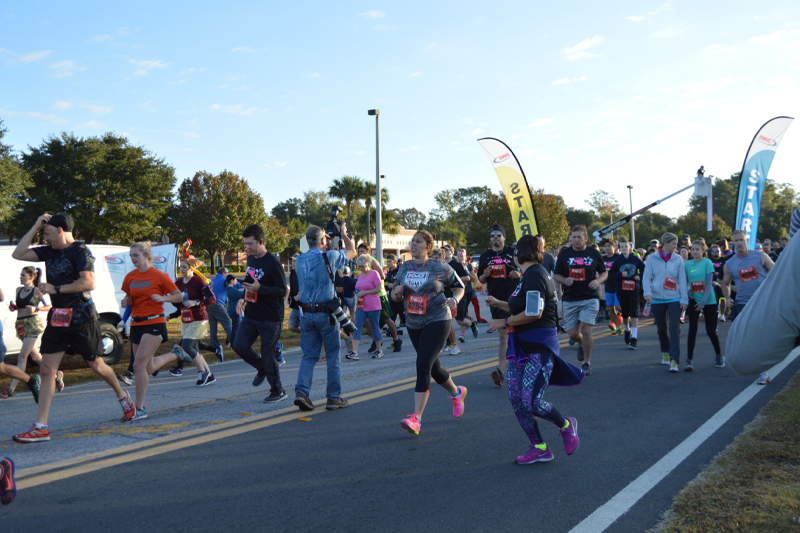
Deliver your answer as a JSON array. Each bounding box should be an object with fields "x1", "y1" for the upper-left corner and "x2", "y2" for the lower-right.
[{"x1": 0, "y1": 244, "x2": 178, "y2": 365}]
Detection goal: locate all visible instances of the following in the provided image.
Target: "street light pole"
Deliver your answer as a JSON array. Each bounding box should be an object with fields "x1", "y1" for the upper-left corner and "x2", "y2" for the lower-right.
[
  {"x1": 368, "y1": 109, "x2": 382, "y2": 261},
  {"x1": 627, "y1": 185, "x2": 635, "y2": 246}
]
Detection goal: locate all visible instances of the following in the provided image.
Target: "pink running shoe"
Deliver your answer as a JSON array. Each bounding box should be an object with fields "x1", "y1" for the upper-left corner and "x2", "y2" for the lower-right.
[
  {"x1": 516, "y1": 445, "x2": 554, "y2": 464},
  {"x1": 451, "y1": 386, "x2": 467, "y2": 418},
  {"x1": 400, "y1": 414, "x2": 421, "y2": 435},
  {"x1": 560, "y1": 417, "x2": 579, "y2": 455}
]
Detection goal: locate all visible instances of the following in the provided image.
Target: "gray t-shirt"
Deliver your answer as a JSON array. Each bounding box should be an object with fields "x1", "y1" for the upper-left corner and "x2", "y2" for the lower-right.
[
  {"x1": 394, "y1": 259, "x2": 461, "y2": 329},
  {"x1": 725, "y1": 250, "x2": 769, "y2": 306}
]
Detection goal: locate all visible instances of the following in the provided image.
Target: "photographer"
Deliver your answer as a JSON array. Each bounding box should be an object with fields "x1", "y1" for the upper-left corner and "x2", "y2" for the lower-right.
[{"x1": 293, "y1": 223, "x2": 357, "y2": 412}]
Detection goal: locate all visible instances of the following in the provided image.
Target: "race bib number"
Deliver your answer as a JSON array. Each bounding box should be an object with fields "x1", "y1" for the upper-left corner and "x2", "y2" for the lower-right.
[
  {"x1": 407, "y1": 295, "x2": 428, "y2": 315},
  {"x1": 51, "y1": 308, "x2": 73, "y2": 328},
  {"x1": 15, "y1": 321, "x2": 27, "y2": 337},
  {"x1": 489, "y1": 264, "x2": 506, "y2": 279},
  {"x1": 622, "y1": 280, "x2": 636, "y2": 291},
  {"x1": 691, "y1": 281, "x2": 705, "y2": 294},
  {"x1": 357, "y1": 298, "x2": 365, "y2": 308},
  {"x1": 181, "y1": 309, "x2": 193, "y2": 323},
  {"x1": 569, "y1": 268, "x2": 586, "y2": 282},
  {"x1": 663, "y1": 277, "x2": 677, "y2": 291},
  {"x1": 739, "y1": 266, "x2": 758, "y2": 282},
  {"x1": 245, "y1": 290, "x2": 258, "y2": 303}
]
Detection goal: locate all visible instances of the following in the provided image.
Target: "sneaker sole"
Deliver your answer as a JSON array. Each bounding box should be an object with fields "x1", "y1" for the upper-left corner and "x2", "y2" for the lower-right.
[
  {"x1": 564, "y1": 418, "x2": 579, "y2": 455},
  {"x1": 294, "y1": 399, "x2": 314, "y2": 411},
  {"x1": 130, "y1": 414, "x2": 148, "y2": 421},
  {"x1": 325, "y1": 403, "x2": 349, "y2": 410},
  {"x1": 491, "y1": 372, "x2": 503, "y2": 387},
  {"x1": 197, "y1": 379, "x2": 217, "y2": 387},
  {"x1": 685, "y1": 366, "x2": 694, "y2": 372},
  {"x1": 516, "y1": 454, "x2": 554, "y2": 464},
  {"x1": 453, "y1": 387, "x2": 467, "y2": 418},
  {"x1": 263, "y1": 395, "x2": 288, "y2": 403},
  {"x1": 12, "y1": 435, "x2": 50, "y2": 443},
  {"x1": 1, "y1": 458, "x2": 16, "y2": 504},
  {"x1": 628, "y1": 345, "x2": 637, "y2": 350},
  {"x1": 400, "y1": 421, "x2": 419, "y2": 435}
]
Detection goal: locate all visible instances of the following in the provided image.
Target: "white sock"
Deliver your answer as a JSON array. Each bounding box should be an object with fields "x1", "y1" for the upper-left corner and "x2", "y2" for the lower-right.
[
  {"x1": 625, "y1": 323, "x2": 631, "y2": 332},
  {"x1": 632, "y1": 327, "x2": 638, "y2": 338}
]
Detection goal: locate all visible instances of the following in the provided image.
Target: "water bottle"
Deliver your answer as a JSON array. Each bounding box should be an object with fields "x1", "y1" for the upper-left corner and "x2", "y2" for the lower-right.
[{"x1": 643, "y1": 301, "x2": 651, "y2": 317}]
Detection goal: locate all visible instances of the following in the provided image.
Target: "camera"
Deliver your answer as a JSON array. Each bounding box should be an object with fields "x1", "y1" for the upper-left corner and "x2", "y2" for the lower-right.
[
  {"x1": 325, "y1": 298, "x2": 356, "y2": 335},
  {"x1": 326, "y1": 206, "x2": 344, "y2": 237}
]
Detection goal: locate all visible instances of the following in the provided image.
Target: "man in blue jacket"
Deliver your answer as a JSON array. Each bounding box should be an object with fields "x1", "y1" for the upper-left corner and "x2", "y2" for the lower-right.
[{"x1": 208, "y1": 266, "x2": 235, "y2": 361}]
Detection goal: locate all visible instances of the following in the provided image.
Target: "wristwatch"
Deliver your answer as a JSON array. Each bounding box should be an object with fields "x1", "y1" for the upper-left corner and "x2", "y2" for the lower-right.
[
  {"x1": 55, "y1": 285, "x2": 61, "y2": 294},
  {"x1": 504, "y1": 317, "x2": 509, "y2": 327}
]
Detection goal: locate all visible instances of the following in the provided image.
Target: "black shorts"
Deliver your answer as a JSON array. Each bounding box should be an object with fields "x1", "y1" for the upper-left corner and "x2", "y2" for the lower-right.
[
  {"x1": 456, "y1": 297, "x2": 469, "y2": 322},
  {"x1": 40, "y1": 320, "x2": 103, "y2": 362},
  {"x1": 130, "y1": 323, "x2": 169, "y2": 345},
  {"x1": 618, "y1": 290, "x2": 640, "y2": 318},
  {"x1": 490, "y1": 306, "x2": 511, "y2": 320}
]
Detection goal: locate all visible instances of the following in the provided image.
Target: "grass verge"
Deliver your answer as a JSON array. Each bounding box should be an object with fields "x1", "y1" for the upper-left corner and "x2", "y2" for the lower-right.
[{"x1": 651, "y1": 368, "x2": 800, "y2": 532}]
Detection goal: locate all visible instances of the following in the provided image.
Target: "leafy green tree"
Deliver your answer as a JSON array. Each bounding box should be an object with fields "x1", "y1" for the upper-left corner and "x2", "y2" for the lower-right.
[
  {"x1": 670, "y1": 213, "x2": 733, "y2": 244},
  {"x1": 630, "y1": 211, "x2": 673, "y2": 248},
  {"x1": 168, "y1": 170, "x2": 287, "y2": 272},
  {"x1": 329, "y1": 175, "x2": 367, "y2": 237},
  {"x1": 393, "y1": 207, "x2": 427, "y2": 229},
  {"x1": 586, "y1": 190, "x2": 625, "y2": 222},
  {"x1": 0, "y1": 119, "x2": 32, "y2": 238},
  {"x1": 687, "y1": 174, "x2": 738, "y2": 230},
  {"x1": 16, "y1": 132, "x2": 175, "y2": 243},
  {"x1": 271, "y1": 189, "x2": 334, "y2": 253},
  {"x1": 530, "y1": 189, "x2": 570, "y2": 249},
  {"x1": 565, "y1": 207, "x2": 597, "y2": 237}
]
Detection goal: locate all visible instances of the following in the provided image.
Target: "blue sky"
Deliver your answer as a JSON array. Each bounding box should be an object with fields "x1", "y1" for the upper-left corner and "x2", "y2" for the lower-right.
[{"x1": 2, "y1": 1, "x2": 799, "y2": 224}]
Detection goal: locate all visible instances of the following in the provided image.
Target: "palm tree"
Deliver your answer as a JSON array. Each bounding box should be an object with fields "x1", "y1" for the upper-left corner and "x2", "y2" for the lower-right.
[
  {"x1": 328, "y1": 176, "x2": 367, "y2": 238},
  {"x1": 362, "y1": 182, "x2": 391, "y2": 246}
]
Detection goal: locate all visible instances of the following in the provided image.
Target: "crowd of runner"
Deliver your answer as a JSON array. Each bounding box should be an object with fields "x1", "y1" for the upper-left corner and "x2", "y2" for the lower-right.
[{"x1": 0, "y1": 210, "x2": 794, "y2": 498}]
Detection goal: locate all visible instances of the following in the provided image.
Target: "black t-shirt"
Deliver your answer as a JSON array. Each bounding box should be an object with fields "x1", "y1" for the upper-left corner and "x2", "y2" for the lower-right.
[
  {"x1": 601, "y1": 253, "x2": 620, "y2": 292},
  {"x1": 554, "y1": 246, "x2": 606, "y2": 301},
  {"x1": 507, "y1": 264, "x2": 558, "y2": 355},
  {"x1": 710, "y1": 254, "x2": 727, "y2": 282},
  {"x1": 243, "y1": 252, "x2": 287, "y2": 322},
  {"x1": 288, "y1": 270, "x2": 300, "y2": 310},
  {"x1": 541, "y1": 253, "x2": 555, "y2": 274},
  {"x1": 477, "y1": 246, "x2": 518, "y2": 301},
  {"x1": 385, "y1": 267, "x2": 399, "y2": 291},
  {"x1": 33, "y1": 242, "x2": 98, "y2": 322}
]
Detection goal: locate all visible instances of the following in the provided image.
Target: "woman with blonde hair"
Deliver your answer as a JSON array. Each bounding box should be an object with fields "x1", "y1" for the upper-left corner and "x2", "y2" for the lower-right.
[{"x1": 348, "y1": 254, "x2": 385, "y2": 360}]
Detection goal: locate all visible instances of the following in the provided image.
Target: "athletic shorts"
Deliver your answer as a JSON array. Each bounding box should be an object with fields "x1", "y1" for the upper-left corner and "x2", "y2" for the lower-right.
[
  {"x1": 618, "y1": 291, "x2": 639, "y2": 318},
  {"x1": 604, "y1": 292, "x2": 620, "y2": 307},
  {"x1": 490, "y1": 306, "x2": 511, "y2": 320},
  {"x1": 288, "y1": 308, "x2": 302, "y2": 328},
  {"x1": 379, "y1": 294, "x2": 394, "y2": 322},
  {"x1": 15, "y1": 315, "x2": 45, "y2": 339},
  {"x1": 129, "y1": 323, "x2": 169, "y2": 345},
  {"x1": 40, "y1": 320, "x2": 103, "y2": 362},
  {"x1": 456, "y1": 297, "x2": 469, "y2": 322},
  {"x1": 563, "y1": 299, "x2": 599, "y2": 330},
  {"x1": 343, "y1": 297, "x2": 355, "y2": 310}
]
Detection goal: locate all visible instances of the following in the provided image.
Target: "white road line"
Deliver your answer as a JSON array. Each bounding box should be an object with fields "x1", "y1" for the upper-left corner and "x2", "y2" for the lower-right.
[{"x1": 569, "y1": 346, "x2": 800, "y2": 533}]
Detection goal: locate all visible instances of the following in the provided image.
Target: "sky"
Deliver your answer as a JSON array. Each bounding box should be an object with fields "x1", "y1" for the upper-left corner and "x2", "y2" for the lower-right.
[{"x1": 2, "y1": 1, "x2": 800, "y2": 224}]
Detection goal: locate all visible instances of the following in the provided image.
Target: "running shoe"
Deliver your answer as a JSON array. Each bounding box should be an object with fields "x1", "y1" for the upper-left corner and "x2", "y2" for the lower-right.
[
  {"x1": 130, "y1": 407, "x2": 148, "y2": 421},
  {"x1": 607, "y1": 321, "x2": 616, "y2": 333},
  {"x1": 491, "y1": 368, "x2": 504, "y2": 387},
  {"x1": 613, "y1": 326, "x2": 624, "y2": 336},
  {"x1": 0, "y1": 388, "x2": 14, "y2": 399},
  {"x1": 151, "y1": 370, "x2": 159, "y2": 378},
  {"x1": 719, "y1": 314, "x2": 726, "y2": 322},
  {"x1": 685, "y1": 360, "x2": 694, "y2": 372},
  {"x1": 669, "y1": 359, "x2": 679, "y2": 373},
  {"x1": 172, "y1": 345, "x2": 193, "y2": 364},
  {"x1": 0, "y1": 457, "x2": 16, "y2": 505},
  {"x1": 55, "y1": 370, "x2": 65, "y2": 393},
  {"x1": 252, "y1": 371, "x2": 266, "y2": 386},
  {"x1": 623, "y1": 329, "x2": 631, "y2": 345},
  {"x1": 119, "y1": 390, "x2": 136, "y2": 421},
  {"x1": 169, "y1": 368, "x2": 183, "y2": 377},
  {"x1": 368, "y1": 341, "x2": 377, "y2": 354},
  {"x1": 319, "y1": 354, "x2": 327, "y2": 362},
  {"x1": 263, "y1": 390, "x2": 288, "y2": 403},
  {"x1": 273, "y1": 341, "x2": 283, "y2": 362},
  {"x1": 12, "y1": 425, "x2": 50, "y2": 444},
  {"x1": 458, "y1": 334, "x2": 466, "y2": 343},
  {"x1": 470, "y1": 321, "x2": 479, "y2": 338},
  {"x1": 325, "y1": 397, "x2": 349, "y2": 410},
  {"x1": 560, "y1": 417, "x2": 579, "y2": 455},
  {"x1": 372, "y1": 350, "x2": 384, "y2": 359},
  {"x1": 558, "y1": 322, "x2": 568, "y2": 334},
  {"x1": 516, "y1": 445, "x2": 554, "y2": 464},
  {"x1": 196, "y1": 372, "x2": 216, "y2": 387},
  {"x1": 486, "y1": 327, "x2": 494, "y2": 334},
  {"x1": 577, "y1": 345, "x2": 584, "y2": 362},
  {"x1": 581, "y1": 362, "x2": 592, "y2": 376},
  {"x1": 568, "y1": 338, "x2": 576, "y2": 346},
  {"x1": 215, "y1": 345, "x2": 224, "y2": 363},
  {"x1": 117, "y1": 371, "x2": 133, "y2": 386},
  {"x1": 714, "y1": 355, "x2": 726, "y2": 368},
  {"x1": 450, "y1": 344, "x2": 461, "y2": 356},
  {"x1": 400, "y1": 414, "x2": 421, "y2": 435},
  {"x1": 476, "y1": 318, "x2": 488, "y2": 324},
  {"x1": 661, "y1": 354, "x2": 671, "y2": 365},
  {"x1": 628, "y1": 337, "x2": 638, "y2": 350},
  {"x1": 345, "y1": 352, "x2": 359, "y2": 361},
  {"x1": 756, "y1": 372, "x2": 769, "y2": 385},
  {"x1": 392, "y1": 339, "x2": 402, "y2": 352},
  {"x1": 27, "y1": 374, "x2": 41, "y2": 404},
  {"x1": 294, "y1": 391, "x2": 314, "y2": 411},
  {"x1": 440, "y1": 344, "x2": 450, "y2": 354},
  {"x1": 451, "y1": 386, "x2": 467, "y2": 418}
]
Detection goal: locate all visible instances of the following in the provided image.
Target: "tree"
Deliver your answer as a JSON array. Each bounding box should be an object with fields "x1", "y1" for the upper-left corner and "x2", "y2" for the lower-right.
[
  {"x1": 565, "y1": 207, "x2": 597, "y2": 237},
  {"x1": 168, "y1": 170, "x2": 288, "y2": 271},
  {"x1": 16, "y1": 132, "x2": 175, "y2": 243},
  {"x1": 586, "y1": 190, "x2": 625, "y2": 224},
  {"x1": 687, "y1": 173, "x2": 738, "y2": 230},
  {"x1": 630, "y1": 211, "x2": 673, "y2": 248},
  {"x1": 0, "y1": 119, "x2": 32, "y2": 238},
  {"x1": 328, "y1": 175, "x2": 367, "y2": 237},
  {"x1": 670, "y1": 213, "x2": 733, "y2": 244},
  {"x1": 393, "y1": 207, "x2": 427, "y2": 229},
  {"x1": 271, "y1": 189, "x2": 333, "y2": 254},
  {"x1": 530, "y1": 189, "x2": 570, "y2": 249}
]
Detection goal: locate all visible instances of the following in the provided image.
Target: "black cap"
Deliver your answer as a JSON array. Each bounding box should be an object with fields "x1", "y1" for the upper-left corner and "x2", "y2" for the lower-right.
[
  {"x1": 490, "y1": 224, "x2": 505, "y2": 237},
  {"x1": 48, "y1": 214, "x2": 74, "y2": 232}
]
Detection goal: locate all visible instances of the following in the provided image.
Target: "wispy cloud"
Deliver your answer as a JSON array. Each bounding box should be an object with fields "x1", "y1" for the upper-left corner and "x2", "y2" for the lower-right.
[
  {"x1": 470, "y1": 128, "x2": 485, "y2": 135},
  {"x1": 651, "y1": 21, "x2": 686, "y2": 39},
  {"x1": 49, "y1": 60, "x2": 86, "y2": 78},
  {"x1": 0, "y1": 108, "x2": 59, "y2": 121},
  {"x1": 749, "y1": 29, "x2": 800, "y2": 46},
  {"x1": 682, "y1": 77, "x2": 735, "y2": 98},
  {"x1": 264, "y1": 161, "x2": 288, "y2": 168},
  {"x1": 129, "y1": 59, "x2": 170, "y2": 76},
  {"x1": 52, "y1": 101, "x2": 72, "y2": 111},
  {"x1": 139, "y1": 100, "x2": 157, "y2": 114},
  {"x1": 360, "y1": 10, "x2": 385, "y2": 18},
  {"x1": 552, "y1": 76, "x2": 587, "y2": 85},
  {"x1": 76, "y1": 120, "x2": 106, "y2": 130},
  {"x1": 410, "y1": 71, "x2": 423, "y2": 77},
  {"x1": 209, "y1": 104, "x2": 266, "y2": 116},
  {"x1": 703, "y1": 44, "x2": 736, "y2": 57},
  {"x1": 231, "y1": 46, "x2": 257, "y2": 53},
  {"x1": 0, "y1": 49, "x2": 52, "y2": 64},
  {"x1": 528, "y1": 118, "x2": 553, "y2": 127},
  {"x1": 87, "y1": 34, "x2": 112, "y2": 44},
  {"x1": 304, "y1": 73, "x2": 321, "y2": 78},
  {"x1": 626, "y1": 2, "x2": 671, "y2": 22},
  {"x1": 373, "y1": 24, "x2": 396, "y2": 31},
  {"x1": 564, "y1": 35, "x2": 604, "y2": 60}
]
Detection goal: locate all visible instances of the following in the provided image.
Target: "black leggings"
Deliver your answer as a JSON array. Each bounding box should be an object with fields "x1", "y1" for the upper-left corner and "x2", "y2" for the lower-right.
[
  {"x1": 176, "y1": 339, "x2": 208, "y2": 369},
  {"x1": 686, "y1": 303, "x2": 721, "y2": 359},
  {"x1": 407, "y1": 321, "x2": 452, "y2": 393}
]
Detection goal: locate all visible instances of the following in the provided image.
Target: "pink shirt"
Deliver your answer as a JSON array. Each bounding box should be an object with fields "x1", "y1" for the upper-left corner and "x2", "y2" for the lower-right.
[{"x1": 355, "y1": 270, "x2": 383, "y2": 312}]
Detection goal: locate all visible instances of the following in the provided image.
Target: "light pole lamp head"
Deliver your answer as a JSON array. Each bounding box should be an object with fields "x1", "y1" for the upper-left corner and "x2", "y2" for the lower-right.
[{"x1": 368, "y1": 109, "x2": 380, "y2": 116}]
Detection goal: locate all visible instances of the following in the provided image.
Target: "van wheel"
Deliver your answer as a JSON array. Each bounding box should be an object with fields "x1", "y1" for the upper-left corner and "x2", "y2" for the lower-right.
[{"x1": 98, "y1": 321, "x2": 124, "y2": 365}]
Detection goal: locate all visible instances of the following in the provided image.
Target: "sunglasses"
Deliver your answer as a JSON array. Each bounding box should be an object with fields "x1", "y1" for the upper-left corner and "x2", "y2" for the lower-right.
[{"x1": 490, "y1": 233, "x2": 503, "y2": 238}]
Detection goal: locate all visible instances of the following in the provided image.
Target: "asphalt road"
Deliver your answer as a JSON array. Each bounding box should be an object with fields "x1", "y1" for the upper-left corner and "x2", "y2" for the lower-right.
[{"x1": 1, "y1": 306, "x2": 796, "y2": 533}]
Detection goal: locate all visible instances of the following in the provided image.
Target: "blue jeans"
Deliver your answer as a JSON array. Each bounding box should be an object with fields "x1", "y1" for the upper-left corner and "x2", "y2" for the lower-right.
[
  {"x1": 207, "y1": 303, "x2": 232, "y2": 349},
  {"x1": 354, "y1": 308, "x2": 382, "y2": 342},
  {"x1": 232, "y1": 317, "x2": 283, "y2": 395},
  {"x1": 228, "y1": 312, "x2": 240, "y2": 347},
  {"x1": 296, "y1": 312, "x2": 342, "y2": 400}
]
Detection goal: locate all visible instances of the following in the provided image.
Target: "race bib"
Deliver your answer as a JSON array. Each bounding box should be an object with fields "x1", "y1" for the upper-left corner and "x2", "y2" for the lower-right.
[
  {"x1": 569, "y1": 268, "x2": 586, "y2": 282},
  {"x1": 739, "y1": 266, "x2": 758, "y2": 282},
  {"x1": 357, "y1": 298, "x2": 365, "y2": 308},
  {"x1": 181, "y1": 309, "x2": 193, "y2": 323},
  {"x1": 15, "y1": 321, "x2": 27, "y2": 337},
  {"x1": 245, "y1": 290, "x2": 258, "y2": 303},
  {"x1": 407, "y1": 295, "x2": 428, "y2": 315},
  {"x1": 691, "y1": 281, "x2": 705, "y2": 294},
  {"x1": 663, "y1": 277, "x2": 677, "y2": 291},
  {"x1": 51, "y1": 308, "x2": 73, "y2": 328},
  {"x1": 489, "y1": 264, "x2": 506, "y2": 279},
  {"x1": 622, "y1": 280, "x2": 636, "y2": 291}
]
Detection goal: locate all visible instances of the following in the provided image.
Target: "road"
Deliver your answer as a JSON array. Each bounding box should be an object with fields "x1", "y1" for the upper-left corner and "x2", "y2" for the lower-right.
[{"x1": 0, "y1": 309, "x2": 796, "y2": 533}]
